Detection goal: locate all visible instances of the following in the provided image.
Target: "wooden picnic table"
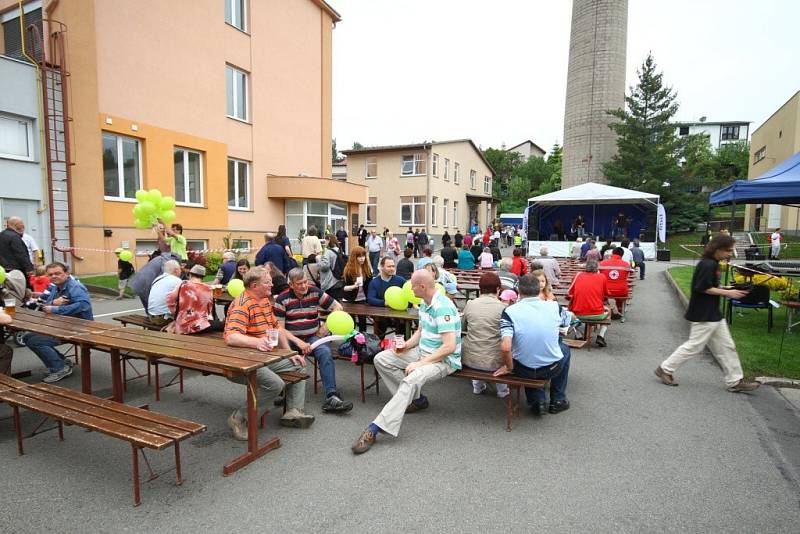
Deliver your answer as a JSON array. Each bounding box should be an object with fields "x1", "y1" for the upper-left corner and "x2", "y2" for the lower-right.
[
  {"x1": 340, "y1": 302, "x2": 418, "y2": 338},
  {"x1": 72, "y1": 327, "x2": 295, "y2": 475}
]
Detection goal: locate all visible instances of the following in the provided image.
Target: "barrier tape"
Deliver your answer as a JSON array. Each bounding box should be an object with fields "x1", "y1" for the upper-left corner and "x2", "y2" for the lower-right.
[{"x1": 51, "y1": 243, "x2": 254, "y2": 256}]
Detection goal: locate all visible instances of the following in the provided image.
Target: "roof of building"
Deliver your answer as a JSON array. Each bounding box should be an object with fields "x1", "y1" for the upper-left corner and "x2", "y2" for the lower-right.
[
  {"x1": 674, "y1": 120, "x2": 751, "y2": 127},
  {"x1": 751, "y1": 90, "x2": 800, "y2": 135},
  {"x1": 506, "y1": 139, "x2": 547, "y2": 155},
  {"x1": 341, "y1": 139, "x2": 495, "y2": 175},
  {"x1": 311, "y1": 0, "x2": 342, "y2": 22}
]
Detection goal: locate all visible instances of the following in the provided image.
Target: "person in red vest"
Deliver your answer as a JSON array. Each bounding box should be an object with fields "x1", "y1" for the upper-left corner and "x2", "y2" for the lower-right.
[
  {"x1": 599, "y1": 247, "x2": 632, "y2": 322},
  {"x1": 509, "y1": 248, "x2": 528, "y2": 276},
  {"x1": 567, "y1": 258, "x2": 610, "y2": 347}
]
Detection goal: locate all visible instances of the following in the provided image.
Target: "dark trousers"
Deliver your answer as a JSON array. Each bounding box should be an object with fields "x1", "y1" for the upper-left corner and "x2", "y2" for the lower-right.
[
  {"x1": 638, "y1": 261, "x2": 645, "y2": 280},
  {"x1": 368, "y1": 251, "x2": 380, "y2": 273},
  {"x1": 512, "y1": 343, "x2": 571, "y2": 405}
]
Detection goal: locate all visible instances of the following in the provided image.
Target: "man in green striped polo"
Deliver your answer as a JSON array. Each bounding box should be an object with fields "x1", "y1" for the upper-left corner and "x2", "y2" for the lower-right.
[{"x1": 351, "y1": 269, "x2": 461, "y2": 454}]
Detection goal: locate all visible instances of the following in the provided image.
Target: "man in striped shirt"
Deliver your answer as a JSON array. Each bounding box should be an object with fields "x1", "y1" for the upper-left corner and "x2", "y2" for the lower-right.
[
  {"x1": 274, "y1": 268, "x2": 353, "y2": 413},
  {"x1": 351, "y1": 269, "x2": 461, "y2": 454},
  {"x1": 224, "y1": 267, "x2": 314, "y2": 440}
]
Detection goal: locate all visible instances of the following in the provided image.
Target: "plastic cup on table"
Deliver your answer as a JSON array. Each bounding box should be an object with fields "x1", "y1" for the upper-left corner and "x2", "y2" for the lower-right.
[
  {"x1": 266, "y1": 329, "x2": 280, "y2": 347},
  {"x1": 394, "y1": 334, "x2": 405, "y2": 350}
]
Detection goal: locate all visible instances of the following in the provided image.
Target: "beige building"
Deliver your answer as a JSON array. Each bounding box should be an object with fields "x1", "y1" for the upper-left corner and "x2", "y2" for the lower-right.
[
  {"x1": 744, "y1": 90, "x2": 800, "y2": 234},
  {"x1": 342, "y1": 140, "x2": 497, "y2": 242},
  {"x1": 507, "y1": 140, "x2": 547, "y2": 161},
  {"x1": 0, "y1": 0, "x2": 366, "y2": 274}
]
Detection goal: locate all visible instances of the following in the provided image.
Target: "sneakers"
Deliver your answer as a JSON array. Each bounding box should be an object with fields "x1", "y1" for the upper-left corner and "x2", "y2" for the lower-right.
[
  {"x1": 405, "y1": 396, "x2": 429, "y2": 413},
  {"x1": 654, "y1": 366, "x2": 678, "y2": 386},
  {"x1": 595, "y1": 336, "x2": 607, "y2": 348},
  {"x1": 472, "y1": 382, "x2": 487, "y2": 395},
  {"x1": 351, "y1": 428, "x2": 377, "y2": 455},
  {"x1": 496, "y1": 385, "x2": 510, "y2": 398},
  {"x1": 42, "y1": 365, "x2": 72, "y2": 383},
  {"x1": 322, "y1": 394, "x2": 353, "y2": 413},
  {"x1": 549, "y1": 400, "x2": 570, "y2": 414},
  {"x1": 727, "y1": 379, "x2": 760, "y2": 393},
  {"x1": 279, "y1": 408, "x2": 315, "y2": 428},
  {"x1": 227, "y1": 412, "x2": 248, "y2": 441}
]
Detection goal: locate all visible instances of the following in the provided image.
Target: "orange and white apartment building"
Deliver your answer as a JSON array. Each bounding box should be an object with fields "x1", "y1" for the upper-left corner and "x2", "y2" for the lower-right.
[{"x1": 0, "y1": 0, "x2": 366, "y2": 274}]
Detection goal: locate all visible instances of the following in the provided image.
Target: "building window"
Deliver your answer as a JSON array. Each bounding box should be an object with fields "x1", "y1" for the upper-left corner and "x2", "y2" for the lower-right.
[
  {"x1": 454, "y1": 162, "x2": 460, "y2": 184},
  {"x1": 365, "y1": 156, "x2": 377, "y2": 179},
  {"x1": 2, "y1": 6, "x2": 42, "y2": 63},
  {"x1": 226, "y1": 65, "x2": 248, "y2": 121},
  {"x1": 366, "y1": 196, "x2": 377, "y2": 225},
  {"x1": 432, "y1": 153, "x2": 438, "y2": 177},
  {"x1": 443, "y1": 199, "x2": 448, "y2": 227},
  {"x1": 285, "y1": 200, "x2": 348, "y2": 245},
  {"x1": 401, "y1": 153, "x2": 426, "y2": 176},
  {"x1": 174, "y1": 147, "x2": 204, "y2": 206},
  {"x1": 231, "y1": 239, "x2": 251, "y2": 251},
  {"x1": 224, "y1": 0, "x2": 247, "y2": 31},
  {"x1": 484, "y1": 175, "x2": 491, "y2": 194},
  {"x1": 227, "y1": 158, "x2": 249, "y2": 209},
  {"x1": 430, "y1": 196, "x2": 438, "y2": 226},
  {"x1": 678, "y1": 126, "x2": 689, "y2": 136},
  {"x1": 754, "y1": 146, "x2": 766, "y2": 164},
  {"x1": 470, "y1": 169, "x2": 476, "y2": 189},
  {"x1": 0, "y1": 113, "x2": 35, "y2": 161},
  {"x1": 721, "y1": 125, "x2": 740, "y2": 141},
  {"x1": 453, "y1": 201, "x2": 458, "y2": 229},
  {"x1": 102, "y1": 132, "x2": 141, "y2": 200},
  {"x1": 400, "y1": 196, "x2": 425, "y2": 225},
  {"x1": 443, "y1": 158, "x2": 449, "y2": 181}
]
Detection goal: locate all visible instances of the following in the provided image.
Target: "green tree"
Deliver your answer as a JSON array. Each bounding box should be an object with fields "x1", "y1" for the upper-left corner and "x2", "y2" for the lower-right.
[
  {"x1": 714, "y1": 140, "x2": 750, "y2": 186},
  {"x1": 602, "y1": 54, "x2": 703, "y2": 231},
  {"x1": 483, "y1": 148, "x2": 522, "y2": 198},
  {"x1": 352, "y1": 141, "x2": 364, "y2": 150},
  {"x1": 332, "y1": 138, "x2": 339, "y2": 162}
]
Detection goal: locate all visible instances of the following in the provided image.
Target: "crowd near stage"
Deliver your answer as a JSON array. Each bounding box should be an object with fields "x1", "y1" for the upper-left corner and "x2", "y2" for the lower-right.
[{"x1": 523, "y1": 183, "x2": 661, "y2": 260}]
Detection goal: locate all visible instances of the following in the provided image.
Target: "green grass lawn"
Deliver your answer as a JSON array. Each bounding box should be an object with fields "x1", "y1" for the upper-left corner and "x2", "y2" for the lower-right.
[
  {"x1": 78, "y1": 273, "x2": 216, "y2": 296},
  {"x1": 667, "y1": 266, "x2": 799, "y2": 379},
  {"x1": 665, "y1": 232, "x2": 705, "y2": 258}
]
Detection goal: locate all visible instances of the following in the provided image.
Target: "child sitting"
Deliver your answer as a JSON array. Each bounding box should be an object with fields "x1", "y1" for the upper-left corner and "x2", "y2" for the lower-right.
[{"x1": 29, "y1": 266, "x2": 50, "y2": 293}]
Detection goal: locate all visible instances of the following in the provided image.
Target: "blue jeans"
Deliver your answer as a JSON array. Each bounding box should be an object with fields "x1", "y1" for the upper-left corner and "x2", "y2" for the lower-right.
[
  {"x1": 24, "y1": 333, "x2": 67, "y2": 372},
  {"x1": 638, "y1": 261, "x2": 645, "y2": 279},
  {"x1": 295, "y1": 335, "x2": 337, "y2": 396},
  {"x1": 512, "y1": 342, "x2": 571, "y2": 405},
  {"x1": 368, "y1": 251, "x2": 380, "y2": 273}
]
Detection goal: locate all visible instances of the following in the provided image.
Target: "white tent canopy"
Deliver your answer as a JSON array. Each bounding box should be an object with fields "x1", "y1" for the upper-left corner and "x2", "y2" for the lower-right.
[{"x1": 529, "y1": 182, "x2": 659, "y2": 205}]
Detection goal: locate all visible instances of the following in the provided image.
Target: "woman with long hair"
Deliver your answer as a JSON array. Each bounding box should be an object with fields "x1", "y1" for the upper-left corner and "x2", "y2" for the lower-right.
[
  {"x1": 341, "y1": 246, "x2": 373, "y2": 331},
  {"x1": 276, "y1": 224, "x2": 292, "y2": 256},
  {"x1": 232, "y1": 258, "x2": 251, "y2": 281},
  {"x1": 530, "y1": 268, "x2": 555, "y2": 301}
]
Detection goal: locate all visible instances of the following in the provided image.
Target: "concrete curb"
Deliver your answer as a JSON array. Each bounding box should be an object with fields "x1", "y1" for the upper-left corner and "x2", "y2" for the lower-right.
[
  {"x1": 664, "y1": 268, "x2": 799, "y2": 389},
  {"x1": 84, "y1": 284, "x2": 118, "y2": 297}
]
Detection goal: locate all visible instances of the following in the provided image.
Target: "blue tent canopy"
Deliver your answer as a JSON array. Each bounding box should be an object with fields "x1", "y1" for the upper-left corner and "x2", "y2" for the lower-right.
[{"x1": 709, "y1": 151, "x2": 800, "y2": 206}]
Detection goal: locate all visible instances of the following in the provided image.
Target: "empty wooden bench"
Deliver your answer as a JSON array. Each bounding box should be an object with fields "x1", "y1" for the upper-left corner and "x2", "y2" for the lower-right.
[
  {"x1": 450, "y1": 368, "x2": 549, "y2": 431},
  {"x1": 0, "y1": 382, "x2": 206, "y2": 506}
]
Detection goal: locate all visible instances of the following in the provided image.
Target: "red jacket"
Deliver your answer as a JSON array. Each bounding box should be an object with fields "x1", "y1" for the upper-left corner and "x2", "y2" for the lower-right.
[
  {"x1": 599, "y1": 255, "x2": 630, "y2": 298},
  {"x1": 568, "y1": 272, "x2": 608, "y2": 316},
  {"x1": 510, "y1": 256, "x2": 528, "y2": 276}
]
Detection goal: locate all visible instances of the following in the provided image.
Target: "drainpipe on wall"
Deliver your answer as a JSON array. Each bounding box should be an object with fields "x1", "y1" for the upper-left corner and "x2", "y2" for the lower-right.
[{"x1": 425, "y1": 143, "x2": 431, "y2": 236}]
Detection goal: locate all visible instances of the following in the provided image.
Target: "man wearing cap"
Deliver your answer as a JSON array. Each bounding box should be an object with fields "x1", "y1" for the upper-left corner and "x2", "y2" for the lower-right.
[
  {"x1": 166, "y1": 264, "x2": 224, "y2": 334},
  {"x1": 352, "y1": 269, "x2": 461, "y2": 454},
  {"x1": 461, "y1": 272, "x2": 509, "y2": 397},
  {"x1": 115, "y1": 248, "x2": 135, "y2": 300}
]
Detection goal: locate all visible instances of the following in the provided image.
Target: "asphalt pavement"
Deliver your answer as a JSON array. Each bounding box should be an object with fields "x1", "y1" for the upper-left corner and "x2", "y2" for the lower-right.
[{"x1": 1, "y1": 260, "x2": 799, "y2": 532}]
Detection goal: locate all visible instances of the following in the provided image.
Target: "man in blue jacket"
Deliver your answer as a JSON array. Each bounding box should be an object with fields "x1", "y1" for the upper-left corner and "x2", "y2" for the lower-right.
[
  {"x1": 367, "y1": 256, "x2": 405, "y2": 338},
  {"x1": 255, "y1": 233, "x2": 286, "y2": 273},
  {"x1": 23, "y1": 262, "x2": 94, "y2": 383}
]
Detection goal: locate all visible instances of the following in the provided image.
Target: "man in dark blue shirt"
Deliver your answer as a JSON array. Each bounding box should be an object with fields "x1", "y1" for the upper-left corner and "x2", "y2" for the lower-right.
[
  {"x1": 24, "y1": 262, "x2": 94, "y2": 383},
  {"x1": 255, "y1": 233, "x2": 286, "y2": 273},
  {"x1": 367, "y1": 256, "x2": 405, "y2": 338}
]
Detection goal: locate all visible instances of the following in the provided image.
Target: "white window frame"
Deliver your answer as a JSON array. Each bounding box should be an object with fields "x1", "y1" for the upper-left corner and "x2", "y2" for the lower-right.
[
  {"x1": 401, "y1": 153, "x2": 426, "y2": 176},
  {"x1": 102, "y1": 132, "x2": 143, "y2": 201},
  {"x1": 454, "y1": 162, "x2": 460, "y2": 184},
  {"x1": 0, "y1": 113, "x2": 35, "y2": 162},
  {"x1": 470, "y1": 169, "x2": 476, "y2": 190},
  {"x1": 754, "y1": 146, "x2": 766, "y2": 164},
  {"x1": 174, "y1": 147, "x2": 205, "y2": 207},
  {"x1": 365, "y1": 156, "x2": 377, "y2": 179},
  {"x1": 366, "y1": 196, "x2": 377, "y2": 226},
  {"x1": 431, "y1": 196, "x2": 438, "y2": 227},
  {"x1": 231, "y1": 238, "x2": 251, "y2": 251},
  {"x1": 227, "y1": 157, "x2": 250, "y2": 210},
  {"x1": 484, "y1": 175, "x2": 491, "y2": 194},
  {"x1": 453, "y1": 201, "x2": 458, "y2": 229},
  {"x1": 432, "y1": 153, "x2": 439, "y2": 177},
  {"x1": 226, "y1": 64, "x2": 249, "y2": 122},
  {"x1": 225, "y1": 0, "x2": 247, "y2": 32},
  {"x1": 443, "y1": 198, "x2": 448, "y2": 227},
  {"x1": 399, "y1": 196, "x2": 425, "y2": 226},
  {"x1": 443, "y1": 158, "x2": 449, "y2": 181}
]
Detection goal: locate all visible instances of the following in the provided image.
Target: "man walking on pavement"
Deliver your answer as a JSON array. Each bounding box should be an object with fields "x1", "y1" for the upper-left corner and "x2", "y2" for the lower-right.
[{"x1": 655, "y1": 234, "x2": 760, "y2": 392}]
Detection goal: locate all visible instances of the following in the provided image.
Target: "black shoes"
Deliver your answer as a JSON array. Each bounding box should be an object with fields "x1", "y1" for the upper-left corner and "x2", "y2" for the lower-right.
[
  {"x1": 549, "y1": 400, "x2": 570, "y2": 414},
  {"x1": 595, "y1": 336, "x2": 607, "y2": 347},
  {"x1": 530, "y1": 402, "x2": 547, "y2": 415}
]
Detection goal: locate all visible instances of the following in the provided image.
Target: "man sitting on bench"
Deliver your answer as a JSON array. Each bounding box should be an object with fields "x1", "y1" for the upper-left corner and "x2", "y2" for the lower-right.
[
  {"x1": 351, "y1": 269, "x2": 461, "y2": 454},
  {"x1": 23, "y1": 262, "x2": 93, "y2": 383},
  {"x1": 599, "y1": 247, "x2": 631, "y2": 322},
  {"x1": 495, "y1": 274, "x2": 571, "y2": 415},
  {"x1": 224, "y1": 267, "x2": 314, "y2": 440},
  {"x1": 568, "y1": 258, "x2": 610, "y2": 347}
]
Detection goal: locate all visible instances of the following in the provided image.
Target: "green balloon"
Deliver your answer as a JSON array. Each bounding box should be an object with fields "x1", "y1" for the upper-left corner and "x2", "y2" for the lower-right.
[
  {"x1": 138, "y1": 201, "x2": 156, "y2": 215},
  {"x1": 160, "y1": 209, "x2": 176, "y2": 224},
  {"x1": 326, "y1": 310, "x2": 355, "y2": 335},
  {"x1": 227, "y1": 279, "x2": 245, "y2": 298},
  {"x1": 402, "y1": 280, "x2": 421, "y2": 305},
  {"x1": 384, "y1": 286, "x2": 408, "y2": 311},
  {"x1": 135, "y1": 189, "x2": 148, "y2": 203},
  {"x1": 147, "y1": 189, "x2": 162, "y2": 204},
  {"x1": 159, "y1": 196, "x2": 176, "y2": 211},
  {"x1": 0, "y1": 266, "x2": 6, "y2": 285},
  {"x1": 134, "y1": 217, "x2": 152, "y2": 229}
]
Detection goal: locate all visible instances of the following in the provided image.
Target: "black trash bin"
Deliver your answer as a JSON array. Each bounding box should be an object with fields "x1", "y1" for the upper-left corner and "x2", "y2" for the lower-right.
[{"x1": 657, "y1": 249, "x2": 671, "y2": 261}]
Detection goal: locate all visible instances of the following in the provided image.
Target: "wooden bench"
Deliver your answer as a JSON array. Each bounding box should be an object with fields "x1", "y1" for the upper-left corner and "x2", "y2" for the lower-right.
[
  {"x1": 113, "y1": 314, "x2": 166, "y2": 330},
  {"x1": 0, "y1": 382, "x2": 205, "y2": 506},
  {"x1": 450, "y1": 368, "x2": 548, "y2": 431},
  {"x1": 576, "y1": 315, "x2": 612, "y2": 351}
]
